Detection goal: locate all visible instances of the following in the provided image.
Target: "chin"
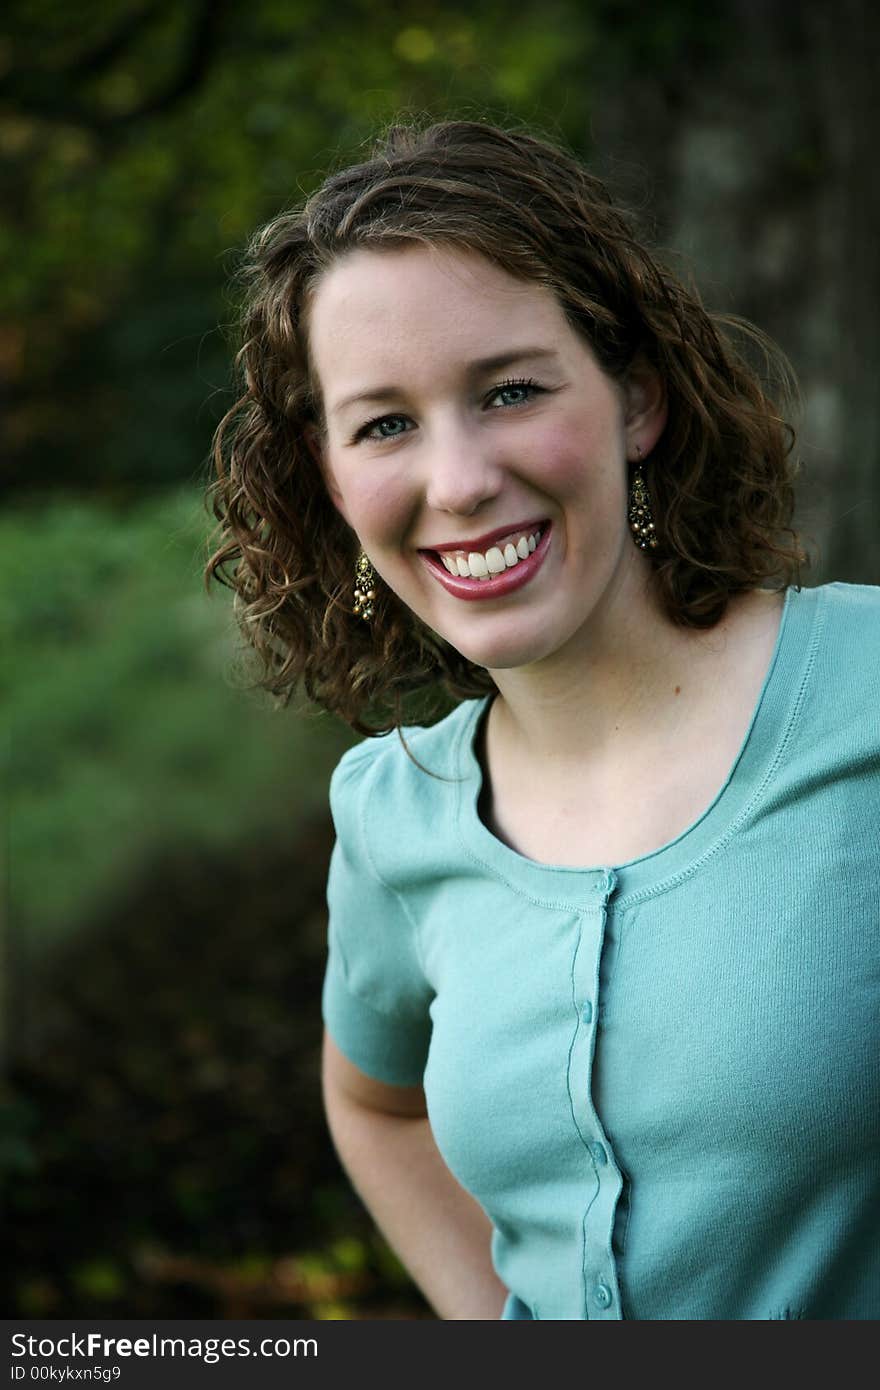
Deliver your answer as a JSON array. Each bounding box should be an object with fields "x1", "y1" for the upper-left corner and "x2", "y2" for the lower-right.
[{"x1": 446, "y1": 629, "x2": 560, "y2": 672}]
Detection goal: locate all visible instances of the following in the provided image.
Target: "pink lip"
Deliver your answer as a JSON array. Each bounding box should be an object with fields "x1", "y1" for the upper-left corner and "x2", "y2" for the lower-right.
[
  {"x1": 420, "y1": 518, "x2": 548, "y2": 554},
  {"x1": 419, "y1": 523, "x2": 553, "y2": 601}
]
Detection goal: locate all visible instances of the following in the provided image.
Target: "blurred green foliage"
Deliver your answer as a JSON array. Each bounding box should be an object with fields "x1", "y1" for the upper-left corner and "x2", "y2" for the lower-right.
[{"x1": 1, "y1": 488, "x2": 355, "y2": 955}]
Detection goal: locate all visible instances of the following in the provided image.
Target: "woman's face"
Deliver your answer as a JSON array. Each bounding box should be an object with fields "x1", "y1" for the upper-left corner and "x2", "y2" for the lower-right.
[{"x1": 307, "y1": 242, "x2": 666, "y2": 673}]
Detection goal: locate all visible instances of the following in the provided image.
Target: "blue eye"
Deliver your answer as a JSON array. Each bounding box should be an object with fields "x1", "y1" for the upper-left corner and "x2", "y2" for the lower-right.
[
  {"x1": 488, "y1": 377, "x2": 542, "y2": 408},
  {"x1": 356, "y1": 414, "x2": 411, "y2": 442}
]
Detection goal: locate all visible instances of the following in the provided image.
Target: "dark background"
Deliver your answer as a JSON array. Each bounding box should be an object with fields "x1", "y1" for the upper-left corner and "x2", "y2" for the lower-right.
[{"x1": 2, "y1": 0, "x2": 877, "y2": 1318}]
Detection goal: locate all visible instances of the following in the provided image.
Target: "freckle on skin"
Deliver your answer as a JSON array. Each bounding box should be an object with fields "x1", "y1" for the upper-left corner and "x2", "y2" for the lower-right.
[{"x1": 674, "y1": 686, "x2": 681, "y2": 695}]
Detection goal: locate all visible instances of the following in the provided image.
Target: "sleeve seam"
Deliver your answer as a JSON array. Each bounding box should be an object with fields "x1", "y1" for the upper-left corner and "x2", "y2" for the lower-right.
[{"x1": 326, "y1": 954, "x2": 431, "y2": 1028}]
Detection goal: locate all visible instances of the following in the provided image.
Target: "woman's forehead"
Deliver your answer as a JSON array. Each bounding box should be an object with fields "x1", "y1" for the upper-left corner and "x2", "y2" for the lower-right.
[{"x1": 306, "y1": 243, "x2": 570, "y2": 397}]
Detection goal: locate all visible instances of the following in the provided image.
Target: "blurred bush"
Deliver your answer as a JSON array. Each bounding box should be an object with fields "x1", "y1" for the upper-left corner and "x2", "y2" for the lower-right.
[
  {"x1": 2, "y1": 822, "x2": 430, "y2": 1318},
  {"x1": 1, "y1": 488, "x2": 354, "y2": 960}
]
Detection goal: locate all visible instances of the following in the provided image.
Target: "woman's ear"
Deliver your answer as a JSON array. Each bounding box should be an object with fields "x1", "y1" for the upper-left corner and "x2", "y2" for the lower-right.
[
  {"x1": 622, "y1": 358, "x2": 667, "y2": 460},
  {"x1": 304, "y1": 423, "x2": 350, "y2": 525}
]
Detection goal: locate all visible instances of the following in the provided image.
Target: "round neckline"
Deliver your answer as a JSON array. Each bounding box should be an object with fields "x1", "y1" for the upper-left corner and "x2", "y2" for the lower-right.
[{"x1": 452, "y1": 584, "x2": 824, "y2": 908}]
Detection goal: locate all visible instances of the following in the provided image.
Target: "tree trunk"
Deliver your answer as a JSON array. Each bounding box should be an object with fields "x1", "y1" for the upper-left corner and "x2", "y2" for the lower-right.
[{"x1": 591, "y1": 0, "x2": 880, "y2": 584}]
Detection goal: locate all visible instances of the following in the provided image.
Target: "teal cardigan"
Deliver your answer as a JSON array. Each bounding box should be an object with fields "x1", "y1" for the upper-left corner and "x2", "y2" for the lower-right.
[{"x1": 321, "y1": 582, "x2": 880, "y2": 1319}]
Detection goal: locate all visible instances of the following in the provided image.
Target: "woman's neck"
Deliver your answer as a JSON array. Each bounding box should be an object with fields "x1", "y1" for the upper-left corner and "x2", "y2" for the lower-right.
[{"x1": 485, "y1": 582, "x2": 768, "y2": 775}]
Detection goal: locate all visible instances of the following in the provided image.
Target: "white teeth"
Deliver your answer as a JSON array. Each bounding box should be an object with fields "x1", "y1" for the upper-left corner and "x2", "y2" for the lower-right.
[{"x1": 436, "y1": 528, "x2": 544, "y2": 580}]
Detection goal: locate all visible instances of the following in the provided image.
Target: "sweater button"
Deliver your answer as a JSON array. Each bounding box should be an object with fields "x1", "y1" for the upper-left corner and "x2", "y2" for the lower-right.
[
  {"x1": 589, "y1": 1142, "x2": 607, "y2": 1167},
  {"x1": 593, "y1": 1283, "x2": 612, "y2": 1309},
  {"x1": 581, "y1": 1001, "x2": 593, "y2": 1025}
]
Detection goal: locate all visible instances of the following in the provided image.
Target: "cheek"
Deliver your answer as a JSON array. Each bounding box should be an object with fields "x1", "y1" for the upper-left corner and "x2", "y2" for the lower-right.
[
  {"x1": 334, "y1": 466, "x2": 414, "y2": 540},
  {"x1": 528, "y1": 419, "x2": 622, "y2": 502}
]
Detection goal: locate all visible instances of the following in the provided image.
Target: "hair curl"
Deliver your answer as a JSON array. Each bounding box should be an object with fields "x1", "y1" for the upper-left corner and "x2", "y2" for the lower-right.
[{"x1": 205, "y1": 118, "x2": 807, "y2": 736}]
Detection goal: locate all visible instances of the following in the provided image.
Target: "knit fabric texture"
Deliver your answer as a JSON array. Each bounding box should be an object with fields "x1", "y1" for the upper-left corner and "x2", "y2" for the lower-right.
[{"x1": 321, "y1": 582, "x2": 880, "y2": 1319}]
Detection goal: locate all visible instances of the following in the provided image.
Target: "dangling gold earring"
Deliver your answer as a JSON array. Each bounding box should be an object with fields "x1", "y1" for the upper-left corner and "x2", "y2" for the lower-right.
[
  {"x1": 628, "y1": 445, "x2": 658, "y2": 551},
  {"x1": 353, "y1": 550, "x2": 377, "y2": 621}
]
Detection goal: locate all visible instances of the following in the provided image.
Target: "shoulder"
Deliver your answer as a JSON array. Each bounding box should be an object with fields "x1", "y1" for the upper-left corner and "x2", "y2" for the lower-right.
[
  {"x1": 807, "y1": 581, "x2": 880, "y2": 666},
  {"x1": 813, "y1": 579, "x2": 880, "y2": 621},
  {"x1": 797, "y1": 581, "x2": 880, "y2": 741},
  {"x1": 329, "y1": 697, "x2": 480, "y2": 808},
  {"x1": 328, "y1": 698, "x2": 486, "y2": 880}
]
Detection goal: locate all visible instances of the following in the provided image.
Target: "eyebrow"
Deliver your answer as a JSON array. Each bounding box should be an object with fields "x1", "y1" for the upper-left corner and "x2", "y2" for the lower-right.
[{"x1": 330, "y1": 347, "x2": 562, "y2": 418}]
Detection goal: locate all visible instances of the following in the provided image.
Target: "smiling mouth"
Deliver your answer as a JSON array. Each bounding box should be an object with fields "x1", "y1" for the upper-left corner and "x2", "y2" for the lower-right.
[
  {"x1": 419, "y1": 523, "x2": 552, "y2": 601},
  {"x1": 426, "y1": 523, "x2": 547, "y2": 579}
]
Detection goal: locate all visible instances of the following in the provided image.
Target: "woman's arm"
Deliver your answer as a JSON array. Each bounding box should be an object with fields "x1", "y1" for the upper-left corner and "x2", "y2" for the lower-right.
[{"x1": 321, "y1": 1030, "x2": 508, "y2": 1320}]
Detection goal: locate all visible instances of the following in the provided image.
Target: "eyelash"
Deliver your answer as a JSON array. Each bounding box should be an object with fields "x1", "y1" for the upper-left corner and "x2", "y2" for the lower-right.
[{"x1": 352, "y1": 376, "x2": 544, "y2": 444}]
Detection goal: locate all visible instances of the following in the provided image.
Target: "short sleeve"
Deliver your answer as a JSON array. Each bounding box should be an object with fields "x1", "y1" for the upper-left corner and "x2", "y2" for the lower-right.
[{"x1": 321, "y1": 743, "x2": 433, "y2": 1086}]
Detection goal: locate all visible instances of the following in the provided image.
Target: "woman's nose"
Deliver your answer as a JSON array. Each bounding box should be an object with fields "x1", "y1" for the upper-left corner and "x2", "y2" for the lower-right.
[{"x1": 423, "y1": 421, "x2": 504, "y2": 516}]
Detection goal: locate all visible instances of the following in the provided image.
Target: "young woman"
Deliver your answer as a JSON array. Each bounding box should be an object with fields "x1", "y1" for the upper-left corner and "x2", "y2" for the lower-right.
[{"x1": 206, "y1": 120, "x2": 880, "y2": 1320}]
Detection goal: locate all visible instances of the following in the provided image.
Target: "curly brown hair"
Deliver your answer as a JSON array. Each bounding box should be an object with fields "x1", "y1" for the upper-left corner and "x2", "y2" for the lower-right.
[{"x1": 205, "y1": 117, "x2": 807, "y2": 736}]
